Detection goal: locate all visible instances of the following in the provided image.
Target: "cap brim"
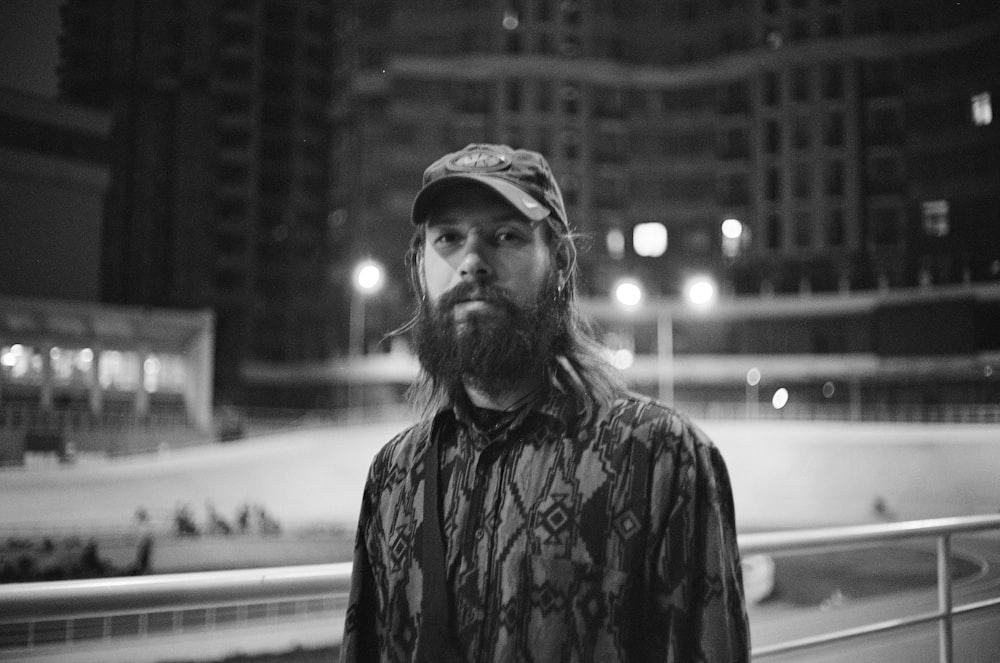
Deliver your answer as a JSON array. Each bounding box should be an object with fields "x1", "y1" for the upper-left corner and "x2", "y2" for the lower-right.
[{"x1": 411, "y1": 174, "x2": 551, "y2": 225}]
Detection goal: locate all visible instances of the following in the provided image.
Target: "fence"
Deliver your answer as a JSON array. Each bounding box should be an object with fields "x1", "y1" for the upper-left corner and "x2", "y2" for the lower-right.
[{"x1": 3, "y1": 515, "x2": 1000, "y2": 662}]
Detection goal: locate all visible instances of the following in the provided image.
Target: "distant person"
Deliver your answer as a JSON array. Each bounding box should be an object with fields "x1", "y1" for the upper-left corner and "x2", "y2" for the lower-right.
[
  {"x1": 173, "y1": 503, "x2": 199, "y2": 536},
  {"x1": 342, "y1": 144, "x2": 750, "y2": 662},
  {"x1": 206, "y1": 501, "x2": 233, "y2": 536},
  {"x1": 131, "y1": 507, "x2": 155, "y2": 574},
  {"x1": 236, "y1": 502, "x2": 252, "y2": 534}
]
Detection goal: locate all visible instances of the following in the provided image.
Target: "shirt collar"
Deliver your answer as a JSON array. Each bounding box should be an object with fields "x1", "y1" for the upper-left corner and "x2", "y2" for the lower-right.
[{"x1": 430, "y1": 386, "x2": 577, "y2": 442}]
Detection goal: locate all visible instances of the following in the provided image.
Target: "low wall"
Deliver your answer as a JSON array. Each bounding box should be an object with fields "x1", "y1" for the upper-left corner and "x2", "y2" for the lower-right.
[
  {"x1": 0, "y1": 419, "x2": 997, "y2": 534},
  {"x1": 702, "y1": 420, "x2": 1000, "y2": 529}
]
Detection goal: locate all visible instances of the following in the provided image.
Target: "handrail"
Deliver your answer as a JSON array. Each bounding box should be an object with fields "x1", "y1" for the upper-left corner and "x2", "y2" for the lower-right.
[
  {"x1": 738, "y1": 513, "x2": 1000, "y2": 555},
  {"x1": 0, "y1": 562, "x2": 353, "y2": 621},
  {"x1": 2, "y1": 516, "x2": 1000, "y2": 661},
  {"x1": 740, "y1": 514, "x2": 1000, "y2": 661}
]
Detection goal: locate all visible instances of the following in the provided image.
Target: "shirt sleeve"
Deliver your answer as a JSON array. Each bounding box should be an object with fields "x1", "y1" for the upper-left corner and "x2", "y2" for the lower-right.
[
  {"x1": 340, "y1": 463, "x2": 381, "y2": 663},
  {"x1": 648, "y1": 419, "x2": 751, "y2": 662}
]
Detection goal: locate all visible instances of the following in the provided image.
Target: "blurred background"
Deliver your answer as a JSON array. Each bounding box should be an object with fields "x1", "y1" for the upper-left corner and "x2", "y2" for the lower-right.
[{"x1": 1, "y1": 0, "x2": 999, "y2": 661}]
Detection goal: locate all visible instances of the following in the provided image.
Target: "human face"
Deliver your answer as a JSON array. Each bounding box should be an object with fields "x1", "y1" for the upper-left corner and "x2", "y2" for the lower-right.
[{"x1": 421, "y1": 185, "x2": 554, "y2": 323}]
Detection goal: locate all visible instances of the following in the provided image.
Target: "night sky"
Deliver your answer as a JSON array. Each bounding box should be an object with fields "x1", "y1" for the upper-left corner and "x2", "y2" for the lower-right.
[{"x1": 0, "y1": 0, "x2": 62, "y2": 97}]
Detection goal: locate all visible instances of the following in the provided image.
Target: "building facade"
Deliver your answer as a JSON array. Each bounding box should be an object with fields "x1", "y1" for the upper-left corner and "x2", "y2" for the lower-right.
[
  {"x1": 58, "y1": 0, "x2": 345, "y2": 402},
  {"x1": 336, "y1": 0, "x2": 1000, "y2": 305},
  {"x1": 0, "y1": 88, "x2": 110, "y2": 302}
]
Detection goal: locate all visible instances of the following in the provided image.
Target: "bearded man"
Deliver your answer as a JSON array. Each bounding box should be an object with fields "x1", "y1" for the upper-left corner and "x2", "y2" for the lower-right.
[{"x1": 341, "y1": 144, "x2": 750, "y2": 663}]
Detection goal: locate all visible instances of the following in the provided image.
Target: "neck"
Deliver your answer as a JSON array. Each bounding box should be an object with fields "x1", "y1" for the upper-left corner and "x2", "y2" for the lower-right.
[{"x1": 463, "y1": 376, "x2": 542, "y2": 411}]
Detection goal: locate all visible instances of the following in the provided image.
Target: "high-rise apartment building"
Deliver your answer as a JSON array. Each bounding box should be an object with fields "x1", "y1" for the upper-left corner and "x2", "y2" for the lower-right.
[
  {"x1": 58, "y1": 0, "x2": 344, "y2": 401},
  {"x1": 336, "y1": 0, "x2": 1000, "y2": 304}
]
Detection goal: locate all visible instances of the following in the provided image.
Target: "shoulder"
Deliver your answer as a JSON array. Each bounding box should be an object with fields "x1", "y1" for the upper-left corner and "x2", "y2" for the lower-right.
[
  {"x1": 365, "y1": 418, "x2": 433, "y2": 488},
  {"x1": 600, "y1": 392, "x2": 717, "y2": 455}
]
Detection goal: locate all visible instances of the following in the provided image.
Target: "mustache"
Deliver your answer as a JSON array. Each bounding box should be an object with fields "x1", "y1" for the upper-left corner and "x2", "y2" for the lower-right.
[{"x1": 436, "y1": 282, "x2": 517, "y2": 311}]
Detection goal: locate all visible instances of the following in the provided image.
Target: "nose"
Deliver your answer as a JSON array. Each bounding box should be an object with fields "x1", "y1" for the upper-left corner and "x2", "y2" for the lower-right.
[{"x1": 458, "y1": 233, "x2": 494, "y2": 282}]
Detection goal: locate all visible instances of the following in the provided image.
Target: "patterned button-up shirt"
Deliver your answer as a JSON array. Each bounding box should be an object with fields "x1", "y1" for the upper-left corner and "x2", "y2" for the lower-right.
[{"x1": 342, "y1": 391, "x2": 750, "y2": 662}]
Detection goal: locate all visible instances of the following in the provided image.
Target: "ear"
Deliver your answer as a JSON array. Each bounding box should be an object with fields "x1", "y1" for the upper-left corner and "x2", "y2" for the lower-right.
[{"x1": 553, "y1": 239, "x2": 575, "y2": 289}]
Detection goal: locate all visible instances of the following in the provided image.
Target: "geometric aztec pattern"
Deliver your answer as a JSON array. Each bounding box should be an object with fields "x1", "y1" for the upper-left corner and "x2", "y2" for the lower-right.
[{"x1": 341, "y1": 391, "x2": 750, "y2": 662}]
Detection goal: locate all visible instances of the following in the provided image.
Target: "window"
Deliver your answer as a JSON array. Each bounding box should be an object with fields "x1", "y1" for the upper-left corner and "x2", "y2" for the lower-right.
[
  {"x1": 763, "y1": 72, "x2": 780, "y2": 105},
  {"x1": 792, "y1": 67, "x2": 810, "y2": 102},
  {"x1": 560, "y1": 84, "x2": 580, "y2": 114},
  {"x1": 867, "y1": 156, "x2": 901, "y2": 193},
  {"x1": 922, "y1": 200, "x2": 950, "y2": 237},
  {"x1": 871, "y1": 207, "x2": 902, "y2": 246},
  {"x1": 505, "y1": 80, "x2": 522, "y2": 112},
  {"x1": 793, "y1": 115, "x2": 811, "y2": 149},
  {"x1": 826, "y1": 209, "x2": 845, "y2": 246},
  {"x1": 536, "y1": 83, "x2": 552, "y2": 112},
  {"x1": 793, "y1": 163, "x2": 811, "y2": 198},
  {"x1": 823, "y1": 112, "x2": 844, "y2": 146},
  {"x1": 823, "y1": 64, "x2": 843, "y2": 99},
  {"x1": 765, "y1": 120, "x2": 781, "y2": 153},
  {"x1": 766, "y1": 213, "x2": 782, "y2": 249},
  {"x1": 561, "y1": 129, "x2": 580, "y2": 159},
  {"x1": 720, "y1": 126, "x2": 749, "y2": 158},
  {"x1": 795, "y1": 211, "x2": 811, "y2": 248},
  {"x1": 825, "y1": 159, "x2": 844, "y2": 195},
  {"x1": 766, "y1": 166, "x2": 782, "y2": 200},
  {"x1": 972, "y1": 92, "x2": 993, "y2": 126},
  {"x1": 867, "y1": 106, "x2": 901, "y2": 144}
]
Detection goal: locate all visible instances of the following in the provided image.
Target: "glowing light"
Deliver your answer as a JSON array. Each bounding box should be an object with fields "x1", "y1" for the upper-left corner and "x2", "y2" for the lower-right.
[
  {"x1": 633, "y1": 222, "x2": 668, "y2": 258},
  {"x1": 685, "y1": 276, "x2": 717, "y2": 307},
  {"x1": 721, "y1": 218, "x2": 744, "y2": 239},
  {"x1": 502, "y1": 10, "x2": 519, "y2": 30},
  {"x1": 610, "y1": 348, "x2": 634, "y2": 370},
  {"x1": 354, "y1": 261, "x2": 384, "y2": 293},
  {"x1": 1, "y1": 345, "x2": 21, "y2": 367},
  {"x1": 822, "y1": 381, "x2": 836, "y2": 398},
  {"x1": 972, "y1": 92, "x2": 992, "y2": 126},
  {"x1": 606, "y1": 229, "x2": 625, "y2": 259},
  {"x1": 614, "y1": 280, "x2": 643, "y2": 307},
  {"x1": 771, "y1": 388, "x2": 789, "y2": 409},
  {"x1": 746, "y1": 368, "x2": 761, "y2": 387},
  {"x1": 144, "y1": 356, "x2": 162, "y2": 375}
]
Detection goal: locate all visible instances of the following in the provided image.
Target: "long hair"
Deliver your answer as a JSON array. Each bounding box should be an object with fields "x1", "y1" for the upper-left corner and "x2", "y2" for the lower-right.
[{"x1": 392, "y1": 216, "x2": 625, "y2": 424}]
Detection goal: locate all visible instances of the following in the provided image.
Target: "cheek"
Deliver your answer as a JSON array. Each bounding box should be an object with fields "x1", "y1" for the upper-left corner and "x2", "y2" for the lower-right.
[
  {"x1": 421, "y1": 250, "x2": 454, "y2": 301},
  {"x1": 507, "y1": 253, "x2": 553, "y2": 305}
]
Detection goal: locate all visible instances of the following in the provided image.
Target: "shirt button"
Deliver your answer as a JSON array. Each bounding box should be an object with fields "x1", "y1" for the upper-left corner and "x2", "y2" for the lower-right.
[{"x1": 475, "y1": 527, "x2": 485, "y2": 540}]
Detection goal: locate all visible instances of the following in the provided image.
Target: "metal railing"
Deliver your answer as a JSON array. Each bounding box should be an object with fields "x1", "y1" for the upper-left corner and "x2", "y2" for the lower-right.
[
  {"x1": 0, "y1": 563, "x2": 352, "y2": 662},
  {"x1": 2, "y1": 516, "x2": 1000, "y2": 662},
  {"x1": 740, "y1": 514, "x2": 1000, "y2": 661}
]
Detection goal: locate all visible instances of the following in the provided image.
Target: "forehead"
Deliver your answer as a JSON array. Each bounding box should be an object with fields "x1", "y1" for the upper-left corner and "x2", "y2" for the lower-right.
[{"x1": 424, "y1": 184, "x2": 529, "y2": 226}]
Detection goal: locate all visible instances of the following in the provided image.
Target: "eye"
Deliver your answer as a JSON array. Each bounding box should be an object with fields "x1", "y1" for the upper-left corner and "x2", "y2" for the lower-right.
[
  {"x1": 494, "y1": 226, "x2": 530, "y2": 246},
  {"x1": 430, "y1": 229, "x2": 463, "y2": 248}
]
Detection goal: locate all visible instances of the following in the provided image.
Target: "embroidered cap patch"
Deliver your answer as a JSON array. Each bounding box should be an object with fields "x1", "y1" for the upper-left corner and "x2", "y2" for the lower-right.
[{"x1": 446, "y1": 149, "x2": 512, "y2": 173}]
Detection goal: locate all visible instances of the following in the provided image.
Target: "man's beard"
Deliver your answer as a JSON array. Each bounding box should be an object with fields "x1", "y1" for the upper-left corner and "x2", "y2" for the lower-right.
[{"x1": 411, "y1": 275, "x2": 566, "y2": 399}]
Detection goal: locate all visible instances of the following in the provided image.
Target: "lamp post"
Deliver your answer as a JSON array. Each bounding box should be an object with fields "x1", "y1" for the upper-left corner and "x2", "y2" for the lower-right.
[
  {"x1": 348, "y1": 260, "x2": 383, "y2": 413},
  {"x1": 349, "y1": 260, "x2": 384, "y2": 357},
  {"x1": 746, "y1": 367, "x2": 761, "y2": 420},
  {"x1": 613, "y1": 276, "x2": 717, "y2": 405}
]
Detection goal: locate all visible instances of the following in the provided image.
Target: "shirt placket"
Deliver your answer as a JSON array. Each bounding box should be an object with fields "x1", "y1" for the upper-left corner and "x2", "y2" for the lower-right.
[{"x1": 460, "y1": 429, "x2": 511, "y2": 662}]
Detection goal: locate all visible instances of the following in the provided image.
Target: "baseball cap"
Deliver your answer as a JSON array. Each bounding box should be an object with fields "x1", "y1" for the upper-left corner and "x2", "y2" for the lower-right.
[{"x1": 410, "y1": 143, "x2": 568, "y2": 230}]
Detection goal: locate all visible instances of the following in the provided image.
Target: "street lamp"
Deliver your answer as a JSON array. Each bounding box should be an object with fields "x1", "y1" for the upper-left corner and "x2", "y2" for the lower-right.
[
  {"x1": 684, "y1": 274, "x2": 718, "y2": 308},
  {"x1": 611, "y1": 276, "x2": 717, "y2": 405},
  {"x1": 721, "y1": 218, "x2": 744, "y2": 259},
  {"x1": 613, "y1": 279, "x2": 644, "y2": 308},
  {"x1": 746, "y1": 367, "x2": 761, "y2": 420},
  {"x1": 350, "y1": 260, "x2": 384, "y2": 357}
]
